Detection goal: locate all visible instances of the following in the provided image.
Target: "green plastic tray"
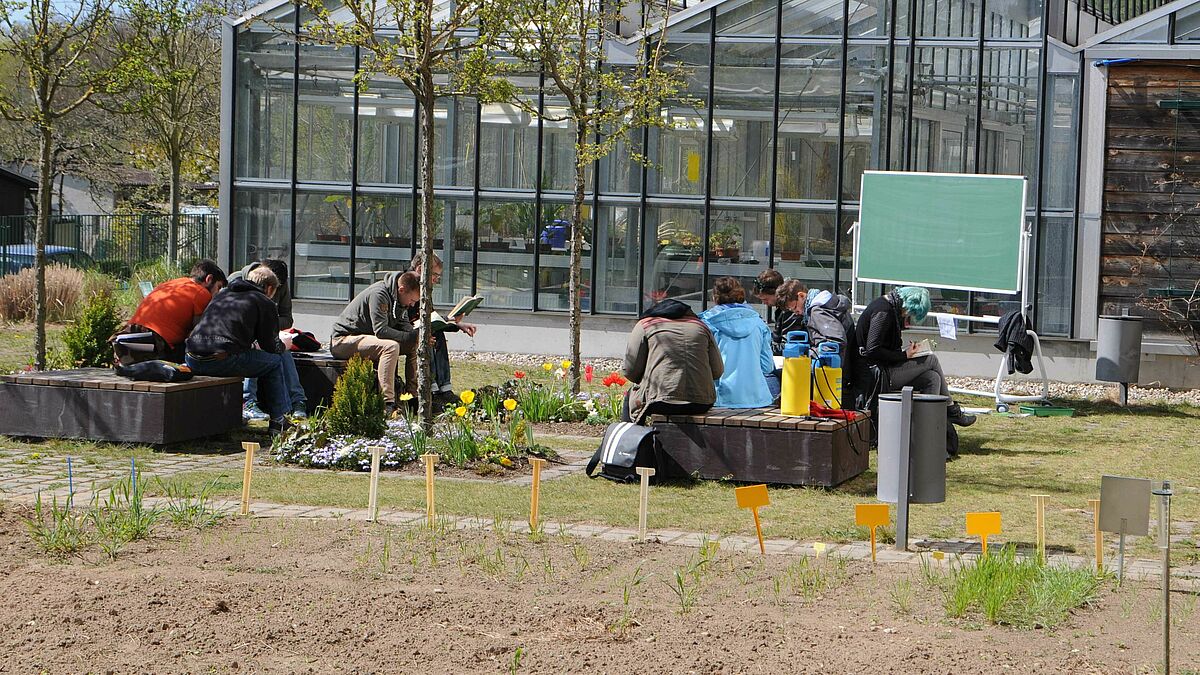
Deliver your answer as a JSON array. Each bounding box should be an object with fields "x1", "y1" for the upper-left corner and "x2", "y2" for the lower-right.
[{"x1": 1019, "y1": 405, "x2": 1075, "y2": 417}]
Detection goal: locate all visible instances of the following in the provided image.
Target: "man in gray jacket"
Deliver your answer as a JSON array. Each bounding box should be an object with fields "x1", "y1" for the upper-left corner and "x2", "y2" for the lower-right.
[{"x1": 330, "y1": 271, "x2": 421, "y2": 411}]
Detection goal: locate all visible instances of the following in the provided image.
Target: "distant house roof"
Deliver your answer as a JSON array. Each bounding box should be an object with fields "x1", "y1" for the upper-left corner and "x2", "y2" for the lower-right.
[{"x1": 0, "y1": 165, "x2": 37, "y2": 190}]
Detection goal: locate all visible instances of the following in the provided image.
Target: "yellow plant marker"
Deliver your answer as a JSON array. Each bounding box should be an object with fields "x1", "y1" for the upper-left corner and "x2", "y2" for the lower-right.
[
  {"x1": 1089, "y1": 498, "x2": 1103, "y2": 574},
  {"x1": 240, "y1": 442, "x2": 258, "y2": 516},
  {"x1": 367, "y1": 446, "x2": 383, "y2": 522},
  {"x1": 1032, "y1": 494, "x2": 1050, "y2": 563},
  {"x1": 813, "y1": 542, "x2": 827, "y2": 555},
  {"x1": 635, "y1": 467, "x2": 655, "y2": 541},
  {"x1": 965, "y1": 512, "x2": 1002, "y2": 557},
  {"x1": 735, "y1": 484, "x2": 770, "y2": 555},
  {"x1": 529, "y1": 458, "x2": 547, "y2": 531},
  {"x1": 931, "y1": 550, "x2": 945, "y2": 561},
  {"x1": 855, "y1": 503, "x2": 890, "y2": 562},
  {"x1": 422, "y1": 453, "x2": 439, "y2": 527}
]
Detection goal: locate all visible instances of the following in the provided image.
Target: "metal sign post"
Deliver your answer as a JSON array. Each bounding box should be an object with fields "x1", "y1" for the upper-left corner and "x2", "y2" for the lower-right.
[
  {"x1": 1153, "y1": 481, "x2": 1173, "y2": 674},
  {"x1": 1099, "y1": 475, "x2": 1153, "y2": 585},
  {"x1": 894, "y1": 387, "x2": 914, "y2": 552}
]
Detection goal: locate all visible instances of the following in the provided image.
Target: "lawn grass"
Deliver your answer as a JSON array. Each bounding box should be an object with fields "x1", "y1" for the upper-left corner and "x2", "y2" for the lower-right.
[
  {"x1": 152, "y1": 397, "x2": 1199, "y2": 557},
  {"x1": 0, "y1": 323, "x2": 64, "y2": 373}
]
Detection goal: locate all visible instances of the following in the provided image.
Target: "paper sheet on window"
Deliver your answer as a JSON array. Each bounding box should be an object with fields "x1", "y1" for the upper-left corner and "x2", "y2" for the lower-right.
[{"x1": 937, "y1": 315, "x2": 958, "y2": 340}]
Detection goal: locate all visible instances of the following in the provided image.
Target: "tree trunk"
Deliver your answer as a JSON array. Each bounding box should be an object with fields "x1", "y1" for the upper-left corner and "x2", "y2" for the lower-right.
[
  {"x1": 416, "y1": 73, "x2": 437, "y2": 427},
  {"x1": 568, "y1": 124, "x2": 587, "y2": 395},
  {"x1": 168, "y1": 150, "x2": 181, "y2": 264},
  {"x1": 33, "y1": 124, "x2": 53, "y2": 371}
]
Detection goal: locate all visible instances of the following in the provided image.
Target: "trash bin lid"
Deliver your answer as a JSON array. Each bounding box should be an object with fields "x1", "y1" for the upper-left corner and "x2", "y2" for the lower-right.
[
  {"x1": 1098, "y1": 315, "x2": 1143, "y2": 322},
  {"x1": 878, "y1": 393, "x2": 950, "y2": 403}
]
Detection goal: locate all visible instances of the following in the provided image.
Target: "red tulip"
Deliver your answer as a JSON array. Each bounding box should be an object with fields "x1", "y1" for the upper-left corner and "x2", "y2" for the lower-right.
[
  {"x1": 514, "y1": 370, "x2": 526, "y2": 379},
  {"x1": 584, "y1": 365, "x2": 594, "y2": 383}
]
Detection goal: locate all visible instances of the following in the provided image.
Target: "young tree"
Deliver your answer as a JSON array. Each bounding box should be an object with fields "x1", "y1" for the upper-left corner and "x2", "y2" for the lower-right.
[
  {"x1": 0, "y1": 0, "x2": 121, "y2": 369},
  {"x1": 116, "y1": 0, "x2": 223, "y2": 263},
  {"x1": 505, "y1": 0, "x2": 685, "y2": 393},
  {"x1": 298, "y1": 0, "x2": 514, "y2": 424}
]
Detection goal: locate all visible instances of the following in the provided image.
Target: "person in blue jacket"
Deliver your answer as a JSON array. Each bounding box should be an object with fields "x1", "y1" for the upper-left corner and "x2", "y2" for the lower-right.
[{"x1": 699, "y1": 277, "x2": 775, "y2": 408}]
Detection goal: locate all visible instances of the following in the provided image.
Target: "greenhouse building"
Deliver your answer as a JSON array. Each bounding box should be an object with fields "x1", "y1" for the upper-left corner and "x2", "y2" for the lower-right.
[{"x1": 219, "y1": 0, "x2": 1200, "y2": 387}]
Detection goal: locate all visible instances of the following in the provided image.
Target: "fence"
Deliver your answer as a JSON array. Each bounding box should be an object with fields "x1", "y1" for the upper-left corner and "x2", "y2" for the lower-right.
[{"x1": 0, "y1": 213, "x2": 218, "y2": 277}]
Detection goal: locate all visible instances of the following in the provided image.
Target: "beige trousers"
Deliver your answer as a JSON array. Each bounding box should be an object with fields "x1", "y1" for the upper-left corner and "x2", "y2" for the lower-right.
[{"x1": 330, "y1": 335, "x2": 416, "y2": 403}]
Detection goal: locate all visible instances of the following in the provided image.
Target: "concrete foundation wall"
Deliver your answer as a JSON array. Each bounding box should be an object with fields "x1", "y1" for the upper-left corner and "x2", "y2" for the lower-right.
[{"x1": 294, "y1": 300, "x2": 1200, "y2": 389}]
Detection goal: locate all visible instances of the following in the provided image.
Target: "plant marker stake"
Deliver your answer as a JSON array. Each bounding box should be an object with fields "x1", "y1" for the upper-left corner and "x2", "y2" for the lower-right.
[
  {"x1": 636, "y1": 467, "x2": 655, "y2": 541},
  {"x1": 529, "y1": 458, "x2": 547, "y2": 531},
  {"x1": 366, "y1": 446, "x2": 383, "y2": 523},
  {"x1": 130, "y1": 457, "x2": 137, "y2": 488},
  {"x1": 1118, "y1": 517, "x2": 1128, "y2": 586},
  {"x1": 1152, "y1": 481, "x2": 1172, "y2": 674},
  {"x1": 1033, "y1": 494, "x2": 1049, "y2": 564},
  {"x1": 735, "y1": 484, "x2": 770, "y2": 555},
  {"x1": 1089, "y1": 498, "x2": 1103, "y2": 574},
  {"x1": 422, "y1": 453, "x2": 438, "y2": 527},
  {"x1": 855, "y1": 503, "x2": 890, "y2": 563},
  {"x1": 965, "y1": 512, "x2": 1001, "y2": 557},
  {"x1": 240, "y1": 442, "x2": 258, "y2": 516},
  {"x1": 66, "y1": 456, "x2": 73, "y2": 508}
]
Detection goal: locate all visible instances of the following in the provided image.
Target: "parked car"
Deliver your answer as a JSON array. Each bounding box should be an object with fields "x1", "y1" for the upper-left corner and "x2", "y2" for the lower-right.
[{"x1": 0, "y1": 245, "x2": 95, "y2": 275}]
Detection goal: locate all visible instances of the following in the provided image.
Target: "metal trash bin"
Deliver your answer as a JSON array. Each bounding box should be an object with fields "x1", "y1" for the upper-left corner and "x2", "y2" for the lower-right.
[
  {"x1": 877, "y1": 393, "x2": 948, "y2": 504},
  {"x1": 1096, "y1": 314, "x2": 1143, "y2": 384}
]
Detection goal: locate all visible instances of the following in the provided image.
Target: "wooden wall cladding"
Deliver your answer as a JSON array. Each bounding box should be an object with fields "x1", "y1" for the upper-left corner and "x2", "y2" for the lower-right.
[{"x1": 1102, "y1": 62, "x2": 1200, "y2": 323}]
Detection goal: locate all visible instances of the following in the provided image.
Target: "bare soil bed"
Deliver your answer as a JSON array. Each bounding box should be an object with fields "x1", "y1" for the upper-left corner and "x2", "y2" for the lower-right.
[{"x1": 0, "y1": 504, "x2": 1192, "y2": 674}]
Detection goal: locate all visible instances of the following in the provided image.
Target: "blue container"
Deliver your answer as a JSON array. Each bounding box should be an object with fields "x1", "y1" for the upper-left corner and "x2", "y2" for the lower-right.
[
  {"x1": 782, "y1": 331, "x2": 809, "y2": 358},
  {"x1": 817, "y1": 341, "x2": 841, "y2": 368}
]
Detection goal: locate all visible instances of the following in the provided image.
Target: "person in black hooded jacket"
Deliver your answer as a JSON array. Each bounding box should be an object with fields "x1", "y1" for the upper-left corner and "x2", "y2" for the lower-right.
[{"x1": 185, "y1": 266, "x2": 292, "y2": 434}]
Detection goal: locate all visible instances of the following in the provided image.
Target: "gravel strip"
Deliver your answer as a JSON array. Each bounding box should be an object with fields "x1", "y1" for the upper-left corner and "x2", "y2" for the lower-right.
[{"x1": 450, "y1": 351, "x2": 623, "y2": 373}]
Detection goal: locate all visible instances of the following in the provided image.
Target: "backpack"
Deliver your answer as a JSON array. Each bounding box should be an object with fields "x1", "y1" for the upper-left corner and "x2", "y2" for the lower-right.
[
  {"x1": 585, "y1": 422, "x2": 658, "y2": 483},
  {"x1": 807, "y1": 293, "x2": 853, "y2": 348},
  {"x1": 115, "y1": 360, "x2": 194, "y2": 383}
]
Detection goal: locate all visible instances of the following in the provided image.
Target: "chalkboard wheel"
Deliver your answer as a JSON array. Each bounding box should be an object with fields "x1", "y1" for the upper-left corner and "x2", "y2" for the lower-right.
[{"x1": 996, "y1": 404, "x2": 1009, "y2": 413}]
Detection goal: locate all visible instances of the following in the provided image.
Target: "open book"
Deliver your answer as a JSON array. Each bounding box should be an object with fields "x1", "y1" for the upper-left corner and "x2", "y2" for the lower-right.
[
  {"x1": 421, "y1": 296, "x2": 484, "y2": 332},
  {"x1": 909, "y1": 339, "x2": 937, "y2": 359}
]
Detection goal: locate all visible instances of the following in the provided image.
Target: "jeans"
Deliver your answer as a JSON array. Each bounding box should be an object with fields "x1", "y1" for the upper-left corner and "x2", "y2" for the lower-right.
[
  {"x1": 765, "y1": 370, "x2": 782, "y2": 401},
  {"x1": 244, "y1": 350, "x2": 306, "y2": 411},
  {"x1": 187, "y1": 350, "x2": 289, "y2": 419}
]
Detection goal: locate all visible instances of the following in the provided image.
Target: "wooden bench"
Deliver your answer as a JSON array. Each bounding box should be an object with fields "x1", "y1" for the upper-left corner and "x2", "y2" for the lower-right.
[
  {"x1": 649, "y1": 407, "x2": 872, "y2": 488},
  {"x1": 0, "y1": 369, "x2": 242, "y2": 445}
]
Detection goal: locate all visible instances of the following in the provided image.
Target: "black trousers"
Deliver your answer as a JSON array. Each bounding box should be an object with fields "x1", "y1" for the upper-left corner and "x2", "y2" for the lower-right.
[{"x1": 621, "y1": 395, "x2": 712, "y2": 426}]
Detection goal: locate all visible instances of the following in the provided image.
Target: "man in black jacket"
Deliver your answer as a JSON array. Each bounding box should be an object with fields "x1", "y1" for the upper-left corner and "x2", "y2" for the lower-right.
[{"x1": 185, "y1": 266, "x2": 291, "y2": 434}]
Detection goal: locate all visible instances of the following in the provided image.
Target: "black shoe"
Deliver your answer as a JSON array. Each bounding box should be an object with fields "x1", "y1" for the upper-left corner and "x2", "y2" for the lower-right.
[
  {"x1": 948, "y1": 403, "x2": 976, "y2": 427},
  {"x1": 433, "y1": 391, "x2": 459, "y2": 407},
  {"x1": 268, "y1": 416, "x2": 293, "y2": 438}
]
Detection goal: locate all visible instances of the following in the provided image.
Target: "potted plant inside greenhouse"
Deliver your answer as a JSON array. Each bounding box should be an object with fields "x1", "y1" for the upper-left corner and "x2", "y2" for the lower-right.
[{"x1": 708, "y1": 225, "x2": 741, "y2": 263}]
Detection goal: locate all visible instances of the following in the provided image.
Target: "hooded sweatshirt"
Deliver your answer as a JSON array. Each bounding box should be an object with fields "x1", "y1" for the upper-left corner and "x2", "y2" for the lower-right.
[
  {"x1": 623, "y1": 300, "x2": 724, "y2": 424},
  {"x1": 185, "y1": 278, "x2": 281, "y2": 357},
  {"x1": 229, "y1": 262, "x2": 293, "y2": 329},
  {"x1": 330, "y1": 271, "x2": 417, "y2": 347},
  {"x1": 699, "y1": 303, "x2": 774, "y2": 408}
]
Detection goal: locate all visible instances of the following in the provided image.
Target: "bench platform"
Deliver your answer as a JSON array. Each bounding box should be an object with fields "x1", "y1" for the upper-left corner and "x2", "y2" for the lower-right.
[
  {"x1": 292, "y1": 354, "x2": 348, "y2": 414},
  {"x1": 650, "y1": 407, "x2": 872, "y2": 488},
  {"x1": 0, "y1": 369, "x2": 242, "y2": 445}
]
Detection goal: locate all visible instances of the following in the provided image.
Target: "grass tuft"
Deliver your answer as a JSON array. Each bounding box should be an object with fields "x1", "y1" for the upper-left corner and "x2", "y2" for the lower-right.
[{"x1": 941, "y1": 546, "x2": 1099, "y2": 628}]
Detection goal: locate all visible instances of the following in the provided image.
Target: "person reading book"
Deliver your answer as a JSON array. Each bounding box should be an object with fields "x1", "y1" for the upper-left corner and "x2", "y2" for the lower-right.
[
  {"x1": 407, "y1": 252, "x2": 478, "y2": 406},
  {"x1": 855, "y1": 286, "x2": 975, "y2": 427}
]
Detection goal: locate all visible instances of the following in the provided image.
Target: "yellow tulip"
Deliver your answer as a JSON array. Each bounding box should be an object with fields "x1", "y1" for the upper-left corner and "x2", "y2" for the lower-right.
[
  {"x1": 561, "y1": 360, "x2": 572, "y2": 369},
  {"x1": 454, "y1": 406, "x2": 467, "y2": 417},
  {"x1": 459, "y1": 390, "x2": 476, "y2": 405},
  {"x1": 542, "y1": 363, "x2": 553, "y2": 372},
  {"x1": 503, "y1": 398, "x2": 518, "y2": 411},
  {"x1": 499, "y1": 457, "x2": 513, "y2": 467},
  {"x1": 399, "y1": 392, "x2": 414, "y2": 401}
]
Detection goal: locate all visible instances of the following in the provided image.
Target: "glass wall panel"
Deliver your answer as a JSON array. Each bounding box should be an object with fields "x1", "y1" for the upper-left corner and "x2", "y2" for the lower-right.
[
  {"x1": 847, "y1": 0, "x2": 893, "y2": 38},
  {"x1": 649, "y1": 37, "x2": 710, "y2": 196},
  {"x1": 916, "y1": 0, "x2": 977, "y2": 38},
  {"x1": 887, "y1": 45, "x2": 911, "y2": 171},
  {"x1": 295, "y1": 42, "x2": 355, "y2": 183},
  {"x1": 542, "y1": 94, "x2": 591, "y2": 192},
  {"x1": 235, "y1": 31, "x2": 295, "y2": 181},
  {"x1": 354, "y1": 193, "x2": 414, "y2": 285},
  {"x1": 776, "y1": 43, "x2": 842, "y2": 201},
  {"x1": 479, "y1": 76, "x2": 539, "y2": 190},
  {"x1": 433, "y1": 197, "x2": 475, "y2": 306},
  {"x1": 980, "y1": 48, "x2": 1039, "y2": 199},
  {"x1": 643, "y1": 204, "x2": 705, "y2": 312},
  {"x1": 1177, "y1": 6, "x2": 1200, "y2": 41},
  {"x1": 232, "y1": 188, "x2": 291, "y2": 270},
  {"x1": 1042, "y1": 74, "x2": 1078, "y2": 210},
  {"x1": 434, "y1": 97, "x2": 477, "y2": 188},
  {"x1": 716, "y1": 0, "x2": 776, "y2": 35},
  {"x1": 598, "y1": 133, "x2": 642, "y2": 194},
  {"x1": 536, "y1": 202, "x2": 593, "y2": 310},
  {"x1": 293, "y1": 190, "x2": 353, "y2": 300},
  {"x1": 709, "y1": 208, "x2": 771, "y2": 301},
  {"x1": 477, "y1": 198, "x2": 537, "y2": 309},
  {"x1": 781, "y1": 0, "x2": 842, "y2": 36},
  {"x1": 772, "y1": 210, "x2": 850, "y2": 291},
  {"x1": 908, "y1": 47, "x2": 977, "y2": 173},
  {"x1": 712, "y1": 42, "x2": 775, "y2": 199},
  {"x1": 986, "y1": 0, "x2": 1041, "y2": 39},
  {"x1": 1036, "y1": 216, "x2": 1073, "y2": 336},
  {"x1": 357, "y1": 65, "x2": 415, "y2": 186},
  {"x1": 594, "y1": 205, "x2": 641, "y2": 313},
  {"x1": 842, "y1": 45, "x2": 889, "y2": 201}
]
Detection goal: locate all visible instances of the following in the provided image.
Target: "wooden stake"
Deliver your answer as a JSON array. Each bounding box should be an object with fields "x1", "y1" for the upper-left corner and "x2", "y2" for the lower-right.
[
  {"x1": 636, "y1": 467, "x2": 655, "y2": 541},
  {"x1": 529, "y1": 458, "x2": 547, "y2": 531},
  {"x1": 422, "y1": 453, "x2": 438, "y2": 527},
  {"x1": 240, "y1": 442, "x2": 258, "y2": 516},
  {"x1": 1089, "y1": 498, "x2": 1103, "y2": 574},
  {"x1": 367, "y1": 446, "x2": 383, "y2": 522},
  {"x1": 1033, "y1": 494, "x2": 1049, "y2": 563}
]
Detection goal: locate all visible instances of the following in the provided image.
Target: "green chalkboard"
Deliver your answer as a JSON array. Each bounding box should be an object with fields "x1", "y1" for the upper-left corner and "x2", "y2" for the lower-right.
[{"x1": 856, "y1": 171, "x2": 1026, "y2": 294}]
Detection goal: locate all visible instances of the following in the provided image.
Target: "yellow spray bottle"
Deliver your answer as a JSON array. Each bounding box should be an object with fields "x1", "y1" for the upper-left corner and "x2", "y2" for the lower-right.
[{"x1": 781, "y1": 331, "x2": 811, "y2": 416}]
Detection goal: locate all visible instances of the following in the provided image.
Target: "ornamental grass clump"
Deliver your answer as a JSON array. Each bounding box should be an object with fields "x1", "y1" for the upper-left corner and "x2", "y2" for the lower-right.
[
  {"x1": 941, "y1": 545, "x2": 1099, "y2": 628},
  {"x1": 326, "y1": 354, "x2": 386, "y2": 438}
]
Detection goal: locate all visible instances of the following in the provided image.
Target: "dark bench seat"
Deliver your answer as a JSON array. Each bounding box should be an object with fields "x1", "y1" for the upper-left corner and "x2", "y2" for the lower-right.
[
  {"x1": 0, "y1": 368, "x2": 242, "y2": 445},
  {"x1": 649, "y1": 407, "x2": 872, "y2": 488}
]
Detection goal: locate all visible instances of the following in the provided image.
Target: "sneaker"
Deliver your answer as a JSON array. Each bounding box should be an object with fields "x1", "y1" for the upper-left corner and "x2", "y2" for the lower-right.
[
  {"x1": 243, "y1": 402, "x2": 269, "y2": 422},
  {"x1": 290, "y1": 406, "x2": 308, "y2": 420}
]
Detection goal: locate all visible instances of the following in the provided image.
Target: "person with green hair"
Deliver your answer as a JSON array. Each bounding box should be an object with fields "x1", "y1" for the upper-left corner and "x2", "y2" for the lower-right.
[{"x1": 854, "y1": 286, "x2": 975, "y2": 427}]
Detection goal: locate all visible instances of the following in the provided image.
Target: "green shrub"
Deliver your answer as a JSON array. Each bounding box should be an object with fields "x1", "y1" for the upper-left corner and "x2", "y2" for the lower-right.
[
  {"x1": 95, "y1": 259, "x2": 132, "y2": 279},
  {"x1": 61, "y1": 292, "x2": 122, "y2": 367},
  {"x1": 326, "y1": 354, "x2": 387, "y2": 438}
]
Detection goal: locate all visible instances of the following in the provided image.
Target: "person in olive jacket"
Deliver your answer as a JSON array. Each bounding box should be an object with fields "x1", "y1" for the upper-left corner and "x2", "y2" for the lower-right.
[
  {"x1": 622, "y1": 298, "x2": 724, "y2": 425},
  {"x1": 329, "y1": 271, "x2": 421, "y2": 413}
]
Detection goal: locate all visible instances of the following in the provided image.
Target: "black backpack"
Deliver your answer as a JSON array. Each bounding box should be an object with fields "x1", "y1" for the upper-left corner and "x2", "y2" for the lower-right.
[{"x1": 585, "y1": 422, "x2": 659, "y2": 483}]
